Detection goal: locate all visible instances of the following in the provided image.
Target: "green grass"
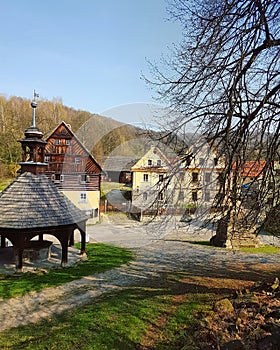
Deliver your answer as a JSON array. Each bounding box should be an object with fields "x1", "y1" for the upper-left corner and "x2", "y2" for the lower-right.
[
  {"x1": 0, "y1": 243, "x2": 133, "y2": 299},
  {"x1": 239, "y1": 245, "x2": 280, "y2": 254},
  {"x1": 188, "y1": 241, "x2": 280, "y2": 254},
  {"x1": 0, "y1": 275, "x2": 210, "y2": 350},
  {"x1": 0, "y1": 178, "x2": 13, "y2": 191}
]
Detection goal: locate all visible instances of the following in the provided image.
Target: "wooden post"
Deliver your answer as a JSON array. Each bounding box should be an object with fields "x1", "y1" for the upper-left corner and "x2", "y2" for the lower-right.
[
  {"x1": 1, "y1": 235, "x2": 5, "y2": 248},
  {"x1": 61, "y1": 236, "x2": 68, "y2": 267},
  {"x1": 79, "y1": 221, "x2": 86, "y2": 255},
  {"x1": 14, "y1": 237, "x2": 24, "y2": 272},
  {"x1": 69, "y1": 231, "x2": 74, "y2": 246}
]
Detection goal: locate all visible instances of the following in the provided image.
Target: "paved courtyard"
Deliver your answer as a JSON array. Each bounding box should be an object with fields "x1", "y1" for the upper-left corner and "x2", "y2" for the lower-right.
[
  {"x1": 87, "y1": 213, "x2": 217, "y2": 247},
  {"x1": 0, "y1": 213, "x2": 280, "y2": 331}
]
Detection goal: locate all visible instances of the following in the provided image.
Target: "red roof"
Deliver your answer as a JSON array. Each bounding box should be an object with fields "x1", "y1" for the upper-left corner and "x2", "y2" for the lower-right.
[{"x1": 234, "y1": 161, "x2": 266, "y2": 178}]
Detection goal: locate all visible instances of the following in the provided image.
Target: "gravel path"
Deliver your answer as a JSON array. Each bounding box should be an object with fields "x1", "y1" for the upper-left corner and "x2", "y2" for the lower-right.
[{"x1": 0, "y1": 216, "x2": 280, "y2": 332}]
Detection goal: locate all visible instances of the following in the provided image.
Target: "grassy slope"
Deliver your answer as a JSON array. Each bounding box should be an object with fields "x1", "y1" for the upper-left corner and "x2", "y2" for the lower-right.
[
  {"x1": 0, "y1": 239, "x2": 279, "y2": 348},
  {"x1": 0, "y1": 273, "x2": 213, "y2": 350},
  {"x1": 0, "y1": 243, "x2": 133, "y2": 299}
]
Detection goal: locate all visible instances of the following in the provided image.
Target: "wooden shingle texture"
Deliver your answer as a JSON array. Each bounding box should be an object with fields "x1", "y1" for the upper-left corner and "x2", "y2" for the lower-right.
[{"x1": 0, "y1": 172, "x2": 88, "y2": 229}]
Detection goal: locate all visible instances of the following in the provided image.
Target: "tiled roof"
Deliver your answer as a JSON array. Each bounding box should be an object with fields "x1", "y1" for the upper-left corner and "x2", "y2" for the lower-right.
[
  {"x1": 0, "y1": 172, "x2": 88, "y2": 229},
  {"x1": 239, "y1": 161, "x2": 266, "y2": 178}
]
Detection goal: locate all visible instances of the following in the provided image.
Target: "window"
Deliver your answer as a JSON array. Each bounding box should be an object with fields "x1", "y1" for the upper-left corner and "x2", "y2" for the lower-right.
[
  {"x1": 157, "y1": 159, "x2": 161, "y2": 166},
  {"x1": 192, "y1": 172, "x2": 198, "y2": 182},
  {"x1": 55, "y1": 139, "x2": 61, "y2": 145},
  {"x1": 54, "y1": 174, "x2": 64, "y2": 182},
  {"x1": 45, "y1": 155, "x2": 50, "y2": 163},
  {"x1": 80, "y1": 174, "x2": 90, "y2": 183},
  {"x1": 75, "y1": 157, "x2": 81, "y2": 164},
  {"x1": 205, "y1": 191, "x2": 210, "y2": 202},
  {"x1": 79, "y1": 192, "x2": 87, "y2": 203},
  {"x1": 159, "y1": 174, "x2": 164, "y2": 182},
  {"x1": 179, "y1": 171, "x2": 185, "y2": 180},
  {"x1": 199, "y1": 157, "x2": 204, "y2": 165},
  {"x1": 158, "y1": 192, "x2": 164, "y2": 201},
  {"x1": 205, "y1": 172, "x2": 211, "y2": 182},
  {"x1": 192, "y1": 191, "x2": 198, "y2": 202},
  {"x1": 148, "y1": 159, "x2": 152, "y2": 166},
  {"x1": 215, "y1": 192, "x2": 225, "y2": 206},
  {"x1": 66, "y1": 139, "x2": 71, "y2": 146},
  {"x1": 185, "y1": 155, "x2": 192, "y2": 166},
  {"x1": 217, "y1": 173, "x2": 224, "y2": 185},
  {"x1": 178, "y1": 191, "x2": 184, "y2": 201},
  {"x1": 143, "y1": 174, "x2": 149, "y2": 182},
  {"x1": 143, "y1": 192, "x2": 148, "y2": 201}
]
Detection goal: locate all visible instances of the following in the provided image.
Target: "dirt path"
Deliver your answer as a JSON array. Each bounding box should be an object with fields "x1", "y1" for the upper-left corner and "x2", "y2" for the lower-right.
[{"x1": 0, "y1": 235, "x2": 280, "y2": 332}]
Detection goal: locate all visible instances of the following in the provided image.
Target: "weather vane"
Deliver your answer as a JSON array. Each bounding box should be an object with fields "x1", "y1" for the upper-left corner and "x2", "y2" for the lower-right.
[{"x1": 31, "y1": 89, "x2": 39, "y2": 128}]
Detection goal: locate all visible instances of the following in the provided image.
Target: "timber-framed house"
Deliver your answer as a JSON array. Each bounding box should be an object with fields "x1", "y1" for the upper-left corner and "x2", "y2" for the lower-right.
[{"x1": 45, "y1": 121, "x2": 102, "y2": 223}]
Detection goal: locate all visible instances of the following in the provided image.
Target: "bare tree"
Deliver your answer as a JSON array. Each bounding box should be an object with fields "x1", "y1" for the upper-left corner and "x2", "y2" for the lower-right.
[{"x1": 147, "y1": 0, "x2": 280, "y2": 246}]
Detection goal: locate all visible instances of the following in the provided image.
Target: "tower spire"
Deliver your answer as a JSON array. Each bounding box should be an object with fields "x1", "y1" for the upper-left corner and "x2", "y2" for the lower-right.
[
  {"x1": 18, "y1": 90, "x2": 47, "y2": 175},
  {"x1": 31, "y1": 90, "x2": 39, "y2": 128}
]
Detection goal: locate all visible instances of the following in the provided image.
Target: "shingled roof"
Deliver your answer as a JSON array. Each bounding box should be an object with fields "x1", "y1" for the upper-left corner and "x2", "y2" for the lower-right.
[
  {"x1": 101, "y1": 156, "x2": 139, "y2": 172},
  {"x1": 0, "y1": 172, "x2": 88, "y2": 229}
]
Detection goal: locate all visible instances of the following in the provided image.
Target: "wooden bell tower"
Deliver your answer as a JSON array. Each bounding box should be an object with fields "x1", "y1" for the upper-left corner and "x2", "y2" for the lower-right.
[{"x1": 18, "y1": 91, "x2": 47, "y2": 175}]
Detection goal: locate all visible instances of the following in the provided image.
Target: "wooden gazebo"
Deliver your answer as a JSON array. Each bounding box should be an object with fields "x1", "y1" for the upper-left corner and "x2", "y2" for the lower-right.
[{"x1": 0, "y1": 92, "x2": 88, "y2": 271}]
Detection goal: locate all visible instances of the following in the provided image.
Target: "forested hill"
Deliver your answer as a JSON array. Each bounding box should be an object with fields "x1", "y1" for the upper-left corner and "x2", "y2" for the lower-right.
[{"x1": 0, "y1": 95, "x2": 148, "y2": 177}]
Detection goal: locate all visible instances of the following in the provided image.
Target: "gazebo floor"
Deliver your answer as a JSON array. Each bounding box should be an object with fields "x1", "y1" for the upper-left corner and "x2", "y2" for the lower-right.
[{"x1": 0, "y1": 244, "x2": 82, "y2": 274}]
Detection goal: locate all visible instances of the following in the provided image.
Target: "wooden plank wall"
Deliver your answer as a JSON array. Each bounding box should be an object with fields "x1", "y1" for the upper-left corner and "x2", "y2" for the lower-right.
[{"x1": 45, "y1": 172, "x2": 100, "y2": 191}]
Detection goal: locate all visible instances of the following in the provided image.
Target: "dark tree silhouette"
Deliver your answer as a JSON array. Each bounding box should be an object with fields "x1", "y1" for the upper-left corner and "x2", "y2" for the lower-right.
[{"x1": 148, "y1": 0, "x2": 280, "y2": 246}]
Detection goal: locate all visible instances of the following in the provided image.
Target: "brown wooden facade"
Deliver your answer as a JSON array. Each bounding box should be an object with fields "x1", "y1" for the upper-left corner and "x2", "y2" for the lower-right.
[
  {"x1": 45, "y1": 121, "x2": 102, "y2": 181},
  {"x1": 44, "y1": 122, "x2": 102, "y2": 220}
]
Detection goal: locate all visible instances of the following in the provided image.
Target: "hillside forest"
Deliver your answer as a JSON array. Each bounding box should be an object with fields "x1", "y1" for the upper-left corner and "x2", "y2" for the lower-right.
[{"x1": 0, "y1": 95, "x2": 150, "y2": 179}]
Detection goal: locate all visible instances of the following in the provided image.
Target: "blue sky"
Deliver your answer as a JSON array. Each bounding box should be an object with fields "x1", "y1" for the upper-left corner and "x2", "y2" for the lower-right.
[{"x1": 0, "y1": 1, "x2": 182, "y2": 123}]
